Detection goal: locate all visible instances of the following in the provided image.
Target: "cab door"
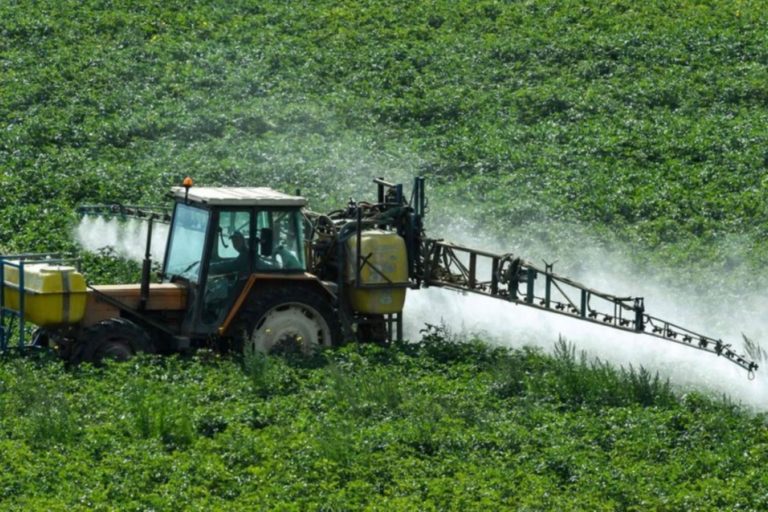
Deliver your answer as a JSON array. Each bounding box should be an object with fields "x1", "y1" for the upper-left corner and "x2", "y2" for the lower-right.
[
  {"x1": 162, "y1": 202, "x2": 214, "y2": 339},
  {"x1": 197, "y1": 208, "x2": 253, "y2": 328}
]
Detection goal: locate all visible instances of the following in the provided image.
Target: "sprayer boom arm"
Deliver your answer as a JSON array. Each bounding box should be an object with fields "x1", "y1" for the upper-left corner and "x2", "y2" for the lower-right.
[
  {"x1": 78, "y1": 204, "x2": 172, "y2": 223},
  {"x1": 420, "y1": 239, "x2": 758, "y2": 373}
]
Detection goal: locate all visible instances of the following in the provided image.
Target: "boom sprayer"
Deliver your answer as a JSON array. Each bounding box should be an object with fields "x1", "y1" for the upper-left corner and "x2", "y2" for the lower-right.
[{"x1": 0, "y1": 177, "x2": 758, "y2": 376}]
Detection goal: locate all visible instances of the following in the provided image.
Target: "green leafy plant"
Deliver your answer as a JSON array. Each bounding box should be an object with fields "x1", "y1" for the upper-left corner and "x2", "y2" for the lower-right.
[{"x1": 1, "y1": 1, "x2": 768, "y2": 509}]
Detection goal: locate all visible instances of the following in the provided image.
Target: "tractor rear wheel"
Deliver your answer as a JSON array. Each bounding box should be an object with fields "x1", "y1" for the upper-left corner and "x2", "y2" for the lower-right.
[
  {"x1": 72, "y1": 318, "x2": 154, "y2": 364},
  {"x1": 242, "y1": 288, "x2": 341, "y2": 356}
]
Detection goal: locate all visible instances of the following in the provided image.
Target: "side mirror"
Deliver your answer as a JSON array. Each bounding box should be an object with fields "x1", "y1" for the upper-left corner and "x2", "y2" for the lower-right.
[{"x1": 259, "y1": 228, "x2": 273, "y2": 256}]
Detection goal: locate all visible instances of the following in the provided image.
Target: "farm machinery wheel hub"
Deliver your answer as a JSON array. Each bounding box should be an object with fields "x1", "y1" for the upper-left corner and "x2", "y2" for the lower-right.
[{"x1": 249, "y1": 302, "x2": 333, "y2": 355}]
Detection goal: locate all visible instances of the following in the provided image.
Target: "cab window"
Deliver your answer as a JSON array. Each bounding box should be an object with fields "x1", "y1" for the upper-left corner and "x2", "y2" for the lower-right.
[
  {"x1": 208, "y1": 209, "x2": 251, "y2": 276},
  {"x1": 216, "y1": 210, "x2": 251, "y2": 259},
  {"x1": 164, "y1": 203, "x2": 210, "y2": 282},
  {"x1": 256, "y1": 209, "x2": 305, "y2": 271}
]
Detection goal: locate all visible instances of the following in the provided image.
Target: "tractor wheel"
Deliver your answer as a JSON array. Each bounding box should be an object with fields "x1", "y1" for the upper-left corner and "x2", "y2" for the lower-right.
[
  {"x1": 242, "y1": 288, "x2": 342, "y2": 356},
  {"x1": 72, "y1": 318, "x2": 154, "y2": 364}
]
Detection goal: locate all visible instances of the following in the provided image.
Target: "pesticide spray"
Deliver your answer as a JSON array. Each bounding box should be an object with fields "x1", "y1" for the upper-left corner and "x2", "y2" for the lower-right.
[
  {"x1": 404, "y1": 219, "x2": 768, "y2": 410},
  {"x1": 75, "y1": 215, "x2": 169, "y2": 263}
]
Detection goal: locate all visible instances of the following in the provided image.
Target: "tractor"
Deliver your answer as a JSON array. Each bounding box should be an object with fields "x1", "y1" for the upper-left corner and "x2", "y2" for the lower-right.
[
  {"x1": 0, "y1": 177, "x2": 759, "y2": 375},
  {"x1": 1, "y1": 178, "x2": 418, "y2": 361}
]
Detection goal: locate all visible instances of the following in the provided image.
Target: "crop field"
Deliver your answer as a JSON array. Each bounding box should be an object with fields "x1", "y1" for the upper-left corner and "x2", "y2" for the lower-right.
[
  {"x1": 0, "y1": 337, "x2": 766, "y2": 510},
  {"x1": 1, "y1": 0, "x2": 768, "y2": 509}
]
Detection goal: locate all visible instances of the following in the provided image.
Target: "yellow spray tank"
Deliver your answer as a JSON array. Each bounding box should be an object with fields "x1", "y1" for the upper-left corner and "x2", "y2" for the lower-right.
[
  {"x1": 345, "y1": 230, "x2": 409, "y2": 314},
  {"x1": 2, "y1": 262, "x2": 87, "y2": 327}
]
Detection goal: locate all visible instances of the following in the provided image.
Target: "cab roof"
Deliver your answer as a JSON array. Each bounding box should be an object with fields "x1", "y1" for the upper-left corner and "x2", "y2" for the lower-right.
[{"x1": 171, "y1": 186, "x2": 307, "y2": 207}]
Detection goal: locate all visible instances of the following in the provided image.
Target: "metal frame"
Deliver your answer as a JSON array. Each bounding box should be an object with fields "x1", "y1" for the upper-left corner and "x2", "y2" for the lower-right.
[
  {"x1": 0, "y1": 257, "x2": 25, "y2": 350},
  {"x1": 78, "y1": 205, "x2": 172, "y2": 223},
  {"x1": 419, "y1": 240, "x2": 756, "y2": 372}
]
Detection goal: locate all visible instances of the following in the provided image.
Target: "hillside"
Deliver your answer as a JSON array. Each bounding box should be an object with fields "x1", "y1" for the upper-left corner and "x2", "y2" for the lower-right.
[
  {"x1": 2, "y1": 2, "x2": 767, "y2": 274},
  {"x1": 1, "y1": 1, "x2": 768, "y2": 509}
]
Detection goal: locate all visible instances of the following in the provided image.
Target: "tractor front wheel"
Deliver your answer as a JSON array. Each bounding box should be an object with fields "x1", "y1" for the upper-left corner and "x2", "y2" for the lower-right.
[
  {"x1": 72, "y1": 318, "x2": 154, "y2": 364},
  {"x1": 242, "y1": 288, "x2": 341, "y2": 356}
]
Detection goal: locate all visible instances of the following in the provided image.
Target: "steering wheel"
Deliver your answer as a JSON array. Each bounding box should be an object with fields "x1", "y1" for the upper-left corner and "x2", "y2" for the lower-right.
[{"x1": 178, "y1": 260, "x2": 200, "y2": 276}]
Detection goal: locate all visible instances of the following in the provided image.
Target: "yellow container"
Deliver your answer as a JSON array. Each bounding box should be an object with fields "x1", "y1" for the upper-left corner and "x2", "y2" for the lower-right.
[
  {"x1": 2, "y1": 262, "x2": 87, "y2": 327},
  {"x1": 345, "y1": 230, "x2": 408, "y2": 314}
]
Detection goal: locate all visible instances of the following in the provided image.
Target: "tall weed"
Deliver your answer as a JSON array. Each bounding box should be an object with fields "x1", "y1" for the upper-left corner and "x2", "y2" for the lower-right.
[
  {"x1": 742, "y1": 334, "x2": 767, "y2": 367},
  {"x1": 128, "y1": 386, "x2": 195, "y2": 449},
  {"x1": 326, "y1": 361, "x2": 403, "y2": 417},
  {"x1": 241, "y1": 347, "x2": 299, "y2": 398},
  {"x1": 531, "y1": 337, "x2": 675, "y2": 408}
]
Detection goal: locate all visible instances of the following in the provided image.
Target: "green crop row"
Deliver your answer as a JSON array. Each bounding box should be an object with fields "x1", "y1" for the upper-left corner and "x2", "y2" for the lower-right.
[{"x1": 0, "y1": 331, "x2": 765, "y2": 510}]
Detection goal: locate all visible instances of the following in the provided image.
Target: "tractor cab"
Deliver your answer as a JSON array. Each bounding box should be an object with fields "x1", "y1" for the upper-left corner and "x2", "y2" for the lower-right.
[{"x1": 162, "y1": 185, "x2": 308, "y2": 335}]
